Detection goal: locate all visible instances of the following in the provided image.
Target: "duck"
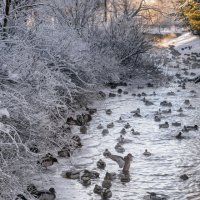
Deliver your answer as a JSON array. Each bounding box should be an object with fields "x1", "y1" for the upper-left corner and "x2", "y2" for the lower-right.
[
  {"x1": 104, "y1": 172, "x2": 117, "y2": 181},
  {"x1": 107, "y1": 154, "x2": 125, "y2": 168},
  {"x1": 27, "y1": 184, "x2": 39, "y2": 198},
  {"x1": 82, "y1": 169, "x2": 100, "y2": 179},
  {"x1": 124, "y1": 123, "x2": 131, "y2": 129},
  {"x1": 131, "y1": 128, "x2": 140, "y2": 135},
  {"x1": 86, "y1": 107, "x2": 97, "y2": 115},
  {"x1": 138, "y1": 85, "x2": 144, "y2": 89},
  {"x1": 99, "y1": 91, "x2": 106, "y2": 98},
  {"x1": 131, "y1": 108, "x2": 140, "y2": 114},
  {"x1": 145, "y1": 100, "x2": 154, "y2": 106},
  {"x1": 107, "y1": 122, "x2": 114, "y2": 128},
  {"x1": 80, "y1": 125, "x2": 87, "y2": 134},
  {"x1": 97, "y1": 124, "x2": 104, "y2": 129},
  {"x1": 175, "y1": 132, "x2": 184, "y2": 139},
  {"x1": 64, "y1": 169, "x2": 81, "y2": 179},
  {"x1": 143, "y1": 149, "x2": 151, "y2": 156},
  {"x1": 141, "y1": 92, "x2": 147, "y2": 96},
  {"x1": 155, "y1": 109, "x2": 161, "y2": 115},
  {"x1": 172, "y1": 122, "x2": 181, "y2": 127},
  {"x1": 146, "y1": 192, "x2": 167, "y2": 200},
  {"x1": 167, "y1": 91, "x2": 175, "y2": 96},
  {"x1": 97, "y1": 159, "x2": 106, "y2": 169},
  {"x1": 106, "y1": 109, "x2": 112, "y2": 115},
  {"x1": 154, "y1": 115, "x2": 161, "y2": 122},
  {"x1": 102, "y1": 178, "x2": 112, "y2": 189},
  {"x1": 101, "y1": 189, "x2": 112, "y2": 199},
  {"x1": 190, "y1": 90, "x2": 196, "y2": 94},
  {"x1": 58, "y1": 147, "x2": 70, "y2": 157},
  {"x1": 103, "y1": 149, "x2": 111, "y2": 157},
  {"x1": 132, "y1": 93, "x2": 136, "y2": 96},
  {"x1": 93, "y1": 184, "x2": 103, "y2": 195},
  {"x1": 123, "y1": 91, "x2": 128, "y2": 95},
  {"x1": 147, "y1": 83, "x2": 154, "y2": 87},
  {"x1": 133, "y1": 112, "x2": 142, "y2": 117},
  {"x1": 71, "y1": 135, "x2": 81, "y2": 143},
  {"x1": 160, "y1": 101, "x2": 172, "y2": 107},
  {"x1": 35, "y1": 188, "x2": 56, "y2": 200},
  {"x1": 109, "y1": 93, "x2": 116, "y2": 97},
  {"x1": 117, "y1": 88, "x2": 123, "y2": 94},
  {"x1": 162, "y1": 109, "x2": 171, "y2": 114},
  {"x1": 159, "y1": 122, "x2": 169, "y2": 129},
  {"x1": 184, "y1": 99, "x2": 190, "y2": 105},
  {"x1": 122, "y1": 153, "x2": 133, "y2": 173},
  {"x1": 80, "y1": 175, "x2": 91, "y2": 186},
  {"x1": 120, "y1": 172, "x2": 131, "y2": 183},
  {"x1": 118, "y1": 135, "x2": 125, "y2": 144},
  {"x1": 180, "y1": 174, "x2": 189, "y2": 181},
  {"x1": 37, "y1": 156, "x2": 58, "y2": 169},
  {"x1": 177, "y1": 107, "x2": 183, "y2": 112},
  {"x1": 115, "y1": 143, "x2": 125, "y2": 153},
  {"x1": 186, "y1": 104, "x2": 195, "y2": 110},
  {"x1": 120, "y1": 128, "x2": 127, "y2": 135},
  {"x1": 183, "y1": 125, "x2": 198, "y2": 132},
  {"x1": 102, "y1": 129, "x2": 109, "y2": 136},
  {"x1": 15, "y1": 194, "x2": 28, "y2": 200}
]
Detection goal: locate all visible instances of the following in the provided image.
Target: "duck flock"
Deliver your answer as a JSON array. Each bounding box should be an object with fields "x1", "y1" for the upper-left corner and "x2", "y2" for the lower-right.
[{"x1": 16, "y1": 48, "x2": 200, "y2": 200}]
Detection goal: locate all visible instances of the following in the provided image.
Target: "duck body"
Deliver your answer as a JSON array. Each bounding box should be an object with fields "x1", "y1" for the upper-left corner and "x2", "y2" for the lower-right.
[
  {"x1": 172, "y1": 122, "x2": 181, "y2": 127},
  {"x1": 133, "y1": 112, "x2": 142, "y2": 117},
  {"x1": 175, "y1": 132, "x2": 184, "y2": 139},
  {"x1": 109, "y1": 93, "x2": 116, "y2": 97},
  {"x1": 124, "y1": 123, "x2": 131, "y2": 129},
  {"x1": 106, "y1": 109, "x2": 112, "y2": 115},
  {"x1": 159, "y1": 122, "x2": 169, "y2": 129},
  {"x1": 102, "y1": 179, "x2": 112, "y2": 189},
  {"x1": 131, "y1": 129, "x2": 140, "y2": 135},
  {"x1": 107, "y1": 122, "x2": 114, "y2": 128},
  {"x1": 123, "y1": 153, "x2": 133, "y2": 173},
  {"x1": 102, "y1": 129, "x2": 109, "y2": 136},
  {"x1": 36, "y1": 188, "x2": 56, "y2": 200},
  {"x1": 160, "y1": 101, "x2": 172, "y2": 107},
  {"x1": 93, "y1": 184, "x2": 103, "y2": 195},
  {"x1": 145, "y1": 100, "x2": 154, "y2": 106},
  {"x1": 131, "y1": 108, "x2": 140, "y2": 114},
  {"x1": 154, "y1": 116, "x2": 161, "y2": 122},
  {"x1": 115, "y1": 143, "x2": 125, "y2": 153},
  {"x1": 80, "y1": 125, "x2": 87, "y2": 134},
  {"x1": 162, "y1": 109, "x2": 171, "y2": 114},
  {"x1": 97, "y1": 124, "x2": 104, "y2": 129},
  {"x1": 143, "y1": 149, "x2": 151, "y2": 156},
  {"x1": 120, "y1": 128, "x2": 126, "y2": 135},
  {"x1": 64, "y1": 170, "x2": 81, "y2": 179},
  {"x1": 103, "y1": 149, "x2": 111, "y2": 157},
  {"x1": 183, "y1": 125, "x2": 198, "y2": 132},
  {"x1": 104, "y1": 172, "x2": 117, "y2": 181},
  {"x1": 180, "y1": 174, "x2": 189, "y2": 180},
  {"x1": 101, "y1": 189, "x2": 112, "y2": 199},
  {"x1": 37, "y1": 156, "x2": 58, "y2": 169},
  {"x1": 97, "y1": 159, "x2": 106, "y2": 169}
]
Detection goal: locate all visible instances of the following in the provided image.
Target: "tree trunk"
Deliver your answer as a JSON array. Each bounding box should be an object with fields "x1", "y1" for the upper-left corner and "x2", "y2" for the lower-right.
[
  {"x1": 104, "y1": 0, "x2": 107, "y2": 22},
  {"x1": 3, "y1": 0, "x2": 11, "y2": 37}
]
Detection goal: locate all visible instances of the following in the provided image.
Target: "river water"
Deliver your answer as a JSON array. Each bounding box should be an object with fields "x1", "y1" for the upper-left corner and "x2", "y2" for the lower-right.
[{"x1": 33, "y1": 44, "x2": 200, "y2": 200}]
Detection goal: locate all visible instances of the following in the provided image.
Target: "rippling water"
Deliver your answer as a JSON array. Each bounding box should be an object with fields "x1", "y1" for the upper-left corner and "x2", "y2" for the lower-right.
[{"x1": 33, "y1": 50, "x2": 200, "y2": 200}]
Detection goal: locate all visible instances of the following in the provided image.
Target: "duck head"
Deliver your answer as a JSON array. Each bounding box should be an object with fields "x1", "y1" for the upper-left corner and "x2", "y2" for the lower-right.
[{"x1": 49, "y1": 187, "x2": 56, "y2": 194}]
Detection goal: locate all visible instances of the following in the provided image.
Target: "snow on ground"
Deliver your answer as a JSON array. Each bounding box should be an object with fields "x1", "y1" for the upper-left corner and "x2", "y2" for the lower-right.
[{"x1": 166, "y1": 32, "x2": 200, "y2": 54}]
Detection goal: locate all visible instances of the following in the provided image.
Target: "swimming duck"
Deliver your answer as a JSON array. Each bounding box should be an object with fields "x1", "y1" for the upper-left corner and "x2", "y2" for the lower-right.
[
  {"x1": 80, "y1": 126, "x2": 87, "y2": 134},
  {"x1": 183, "y1": 125, "x2": 198, "y2": 132},
  {"x1": 64, "y1": 170, "x2": 81, "y2": 179},
  {"x1": 120, "y1": 128, "x2": 127, "y2": 135},
  {"x1": 123, "y1": 91, "x2": 128, "y2": 94},
  {"x1": 115, "y1": 143, "x2": 125, "y2": 153},
  {"x1": 145, "y1": 100, "x2": 154, "y2": 106},
  {"x1": 82, "y1": 170, "x2": 100, "y2": 179},
  {"x1": 177, "y1": 107, "x2": 183, "y2": 112},
  {"x1": 124, "y1": 123, "x2": 131, "y2": 129},
  {"x1": 131, "y1": 108, "x2": 140, "y2": 114},
  {"x1": 141, "y1": 92, "x2": 147, "y2": 96},
  {"x1": 159, "y1": 122, "x2": 169, "y2": 129},
  {"x1": 97, "y1": 159, "x2": 106, "y2": 169},
  {"x1": 107, "y1": 154, "x2": 125, "y2": 168},
  {"x1": 137, "y1": 93, "x2": 142, "y2": 97},
  {"x1": 117, "y1": 89, "x2": 123, "y2": 94},
  {"x1": 101, "y1": 189, "x2": 112, "y2": 199},
  {"x1": 107, "y1": 122, "x2": 114, "y2": 128},
  {"x1": 147, "y1": 83, "x2": 154, "y2": 87},
  {"x1": 120, "y1": 173, "x2": 131, "y2": 183},
  {"x1": 184, "y1": 99, "x2": 190, "y2": 105},
  {"x1": 162, "y1": 109, "x2": 171, "y2": 114},
  {"x1": 190, "y1": 90, "x2": 196, "y2": 94},
  {"x1": 102, "y1": 129, "x2": 109, "y2": 136},
  {"x1": 133, "y1": 112, "x2": 142, "y2": 117},
  {"x1": 36, "y1": 188, "x2": 56, "y2": 200},
  {"x1": 104, "y1": 172, "x2": 117, "y2": 181},
  {"x1": 80, "y1": 175, "x2": 91, "y2": 186},
  {"x1": 102, "y1": 176, "x2": 112, "y2": 189},
  {"x1": 93, "y1": 184, "x2": 103, "y2": 195},
  {"x1": 118, "y1": 135, "x2": 125, "y2": 144},
  {"x1": 106, "y1": 109, "x2": 112, "y2": 115},
  {"x1": 138, "y1": 85, "x2": 144, "y2": 89},
  {"x1": 175, "y1": 132, "x2": 184, "y2": 139},
  {"x1": 172, "y1": 122, "x2": 181, "y2": 127},
  {"x1": 146, "y1": 192, "x2": 167, "y2": 200},
  {"x1": 160, "y1": 101, "x2": 172, "y2": 107},
  {"x1": 186, "y1": 104, "x2": 195, "y2": 110},
  {"x1": 154, "y1": 115, "x2": 161, "y2": 122},
  {"x1": 109, "y1": 93, "x2": 116, "y2": 97},
  {"x1": 132, "y1": 93, "x2": 136, "y2": 96},
  {"x1": 122, "y1": 153, "x2": 133, "y2": 173},
  {"x1": 99, "y1": 91, "x2": 106, "y2": 98},
  {"x1": 97, "y1": 124, "x2": 104, "y2": 129},
  {"x1": 143, "y1": 149, "x2": 151, "y2": 156},
  {"x1": 180, "y1": 174, "x2": 189, "y2": 181},
  {"x1": 131, "y1": 128, "x2": 140, "y2": 135},
  {"x1": 103, "y1": 149, "x2": 111, "y2": 157},
  {"x1": 37, "y1": 156, "x2": 58, "y2": 169},
  {"x1": 167, "y1": 91, "x2": 175, "y2": 96}
]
